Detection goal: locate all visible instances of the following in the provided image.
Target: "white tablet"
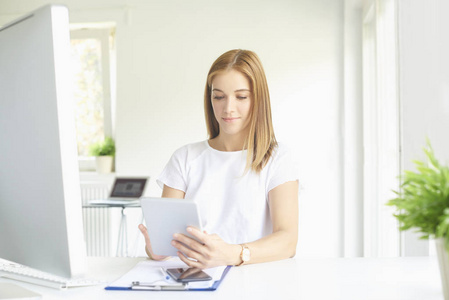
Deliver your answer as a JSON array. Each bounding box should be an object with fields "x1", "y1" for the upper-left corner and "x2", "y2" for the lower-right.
[{"x1": 140, "y1": 197, "x2": 203, "y2": 257}]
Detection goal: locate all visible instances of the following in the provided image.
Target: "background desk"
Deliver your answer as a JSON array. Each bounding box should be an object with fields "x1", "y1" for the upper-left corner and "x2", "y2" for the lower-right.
[{"x1": 0, "y1": 256, "x2": 443, "y2": 300}]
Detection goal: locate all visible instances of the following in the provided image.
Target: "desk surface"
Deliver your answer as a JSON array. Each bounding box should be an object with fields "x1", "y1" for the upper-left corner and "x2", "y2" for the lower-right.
[{"x1": 0, "y1": 256, "x2": 444, "y2": 300}]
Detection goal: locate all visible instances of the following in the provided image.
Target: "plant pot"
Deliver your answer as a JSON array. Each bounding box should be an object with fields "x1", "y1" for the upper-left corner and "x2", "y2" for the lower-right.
[
  {"x1": 436, "y1": 238, "x2": 449, "y2": 300},
  {"x1": 95, "y1": 156, "x2": 113, "y2": 174}
]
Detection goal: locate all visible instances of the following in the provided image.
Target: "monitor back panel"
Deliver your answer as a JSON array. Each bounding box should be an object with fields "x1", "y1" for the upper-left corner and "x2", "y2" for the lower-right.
[{"x1": 0, "y1": 5, "x2": 86, "y2": 278}]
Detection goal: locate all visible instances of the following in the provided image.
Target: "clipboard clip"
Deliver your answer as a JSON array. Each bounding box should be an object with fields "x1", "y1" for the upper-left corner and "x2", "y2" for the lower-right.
[{"x1": 131, "y1": 281, "x2": 187, "y2": 291}]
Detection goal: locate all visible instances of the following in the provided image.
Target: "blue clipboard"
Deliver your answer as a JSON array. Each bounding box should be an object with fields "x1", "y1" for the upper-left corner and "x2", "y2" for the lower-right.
[{"x1": 104, "y1": 258, "x2": 231, "y2": 291}]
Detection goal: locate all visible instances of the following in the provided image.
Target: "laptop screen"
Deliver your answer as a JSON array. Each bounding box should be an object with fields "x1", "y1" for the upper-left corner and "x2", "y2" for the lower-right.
[{"x1": 110, "y1": 178, "x2": 147, "y2": 198}]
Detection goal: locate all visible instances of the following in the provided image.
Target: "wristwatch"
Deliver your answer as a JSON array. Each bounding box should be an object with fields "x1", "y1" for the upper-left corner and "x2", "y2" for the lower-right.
[{"x1": 237, "y1": 244, "x2": 251, "y2": 266}]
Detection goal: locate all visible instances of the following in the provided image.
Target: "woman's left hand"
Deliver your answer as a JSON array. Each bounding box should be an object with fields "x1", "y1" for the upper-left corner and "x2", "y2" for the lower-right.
[{"x1": 171, "y1": 227, "x2": 241, "y2": 269}]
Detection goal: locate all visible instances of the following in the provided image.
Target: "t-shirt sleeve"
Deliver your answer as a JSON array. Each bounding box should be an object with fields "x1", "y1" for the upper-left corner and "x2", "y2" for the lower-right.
[
  {"x1": 156, "y1": 147, "x2": 188, "y2": 192},
  {"x1": 266, "y1": 144, "x2": 299, "y2": 193}
]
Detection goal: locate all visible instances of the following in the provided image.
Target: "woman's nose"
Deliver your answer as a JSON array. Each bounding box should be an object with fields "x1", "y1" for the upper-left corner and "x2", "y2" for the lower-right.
[{"x1": 224, "y1": 98, "x2": 236, "y2": 113}]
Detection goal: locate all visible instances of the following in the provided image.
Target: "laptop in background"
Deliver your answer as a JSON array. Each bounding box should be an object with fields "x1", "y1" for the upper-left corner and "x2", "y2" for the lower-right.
[{"x1": 89, "y1": 177, "x2": 149, "y2": 205}]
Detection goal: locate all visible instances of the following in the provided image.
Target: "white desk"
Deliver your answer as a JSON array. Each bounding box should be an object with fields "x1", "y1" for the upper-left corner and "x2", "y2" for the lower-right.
[{"x1": 0, "y1": 256, "x2": 444, "y2": 300}]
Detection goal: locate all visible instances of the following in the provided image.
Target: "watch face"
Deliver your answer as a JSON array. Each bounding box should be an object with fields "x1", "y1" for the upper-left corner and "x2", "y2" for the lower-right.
[{"x1": 242, "y1": 248, "x2": 251, "y2": 261}]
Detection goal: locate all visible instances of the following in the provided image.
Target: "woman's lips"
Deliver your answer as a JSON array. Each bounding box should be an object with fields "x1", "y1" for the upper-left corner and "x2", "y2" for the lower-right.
[{"x1": 222, "y1": 117, "x2": 240, "y2": 123}]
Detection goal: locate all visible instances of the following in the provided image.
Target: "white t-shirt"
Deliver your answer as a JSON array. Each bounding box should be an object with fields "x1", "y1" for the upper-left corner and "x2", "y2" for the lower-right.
[{"x1": 157, "y1": 140, "x2": 298, "y2": 245}]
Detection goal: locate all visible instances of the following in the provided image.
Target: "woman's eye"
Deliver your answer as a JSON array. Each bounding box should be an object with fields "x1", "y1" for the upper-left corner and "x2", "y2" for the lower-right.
[
  {"x1": 237, "y1": 96, "x2": 247, "y2": 100},
  {"x1": 213, "y1": 96, "x2": 224, "y2": 100}
]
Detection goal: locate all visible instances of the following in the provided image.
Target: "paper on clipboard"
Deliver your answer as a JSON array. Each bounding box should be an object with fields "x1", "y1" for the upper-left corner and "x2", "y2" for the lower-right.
[{"x1": 105, "y1": 257, "x2": 230, "y2": 291}]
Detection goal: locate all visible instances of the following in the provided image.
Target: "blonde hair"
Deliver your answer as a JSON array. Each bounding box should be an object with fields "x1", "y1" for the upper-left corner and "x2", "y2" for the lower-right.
[{"x1": 204, "y1": 49, "x2": 277, "y2": 173}]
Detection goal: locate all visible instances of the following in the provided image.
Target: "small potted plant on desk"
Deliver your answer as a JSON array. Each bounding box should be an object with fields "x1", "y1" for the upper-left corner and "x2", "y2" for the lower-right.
[
  {"x1": 89, "y1": 136, "x2": 116, "y2": 174},
  {"x1": 387, "y1": 141, "x2": 449, "y2": 300}
]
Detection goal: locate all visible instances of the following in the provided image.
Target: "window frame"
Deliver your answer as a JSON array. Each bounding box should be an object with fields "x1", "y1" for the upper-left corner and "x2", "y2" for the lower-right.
[{"x1": 362, "y1": 0, "x2": 401, "y2": 257}]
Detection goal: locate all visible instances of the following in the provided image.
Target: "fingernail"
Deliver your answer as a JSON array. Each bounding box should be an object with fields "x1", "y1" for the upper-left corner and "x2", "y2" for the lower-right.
[
  {"x1": 187, "y1": 227, "x2": 192, "y2": 232},
  {"x1": 173, "y1": 233, "x2": 178, "y2": 238}
]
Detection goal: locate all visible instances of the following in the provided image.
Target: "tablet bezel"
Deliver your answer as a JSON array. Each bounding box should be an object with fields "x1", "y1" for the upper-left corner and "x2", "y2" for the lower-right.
[{"x1": 140, "y1": 197, "x2": 203, "y2": 257}]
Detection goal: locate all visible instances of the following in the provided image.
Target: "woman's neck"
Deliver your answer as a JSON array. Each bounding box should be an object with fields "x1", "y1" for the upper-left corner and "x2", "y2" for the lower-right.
[{"x1": 209, "y1": 133, "x2": 247, "y2": 152}]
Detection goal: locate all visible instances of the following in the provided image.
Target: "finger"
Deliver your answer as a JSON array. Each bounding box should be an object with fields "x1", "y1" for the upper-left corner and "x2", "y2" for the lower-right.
[
  {"x1": 171, "y1": 239, "x2": 203, "y2": 261},
  {"x1": 177, "y1": 251, "x2": 203, "y2": 269},
  {"x1": 138, "y1": 224, "x2": 152, "y2": 248},
  {"x1": 174, "y1": 233, "x2": 205, "y2": 253},
  {"x1": 139, "y1": 224, "x2": 169, "y2": 260},
  {"x1": 138, "y1": 224, "x2": 148, "y2": 236},
  {"x1": 186, "y1": 227, "x2": 208, "y2": 244},
  {"x1": 151, "y1": 252, "x2": 169, "y2": 261}
]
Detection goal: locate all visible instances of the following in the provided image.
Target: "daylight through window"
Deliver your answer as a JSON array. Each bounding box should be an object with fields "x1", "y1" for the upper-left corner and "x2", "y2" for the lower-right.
[{"x1": 70, "y1": 27, "x2": 114, "y2": 158}]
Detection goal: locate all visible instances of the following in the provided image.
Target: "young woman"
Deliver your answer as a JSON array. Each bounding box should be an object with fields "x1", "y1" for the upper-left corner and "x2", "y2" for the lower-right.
[{"x1": 139, "y1": 49, "x2": 299, "y2": 269}]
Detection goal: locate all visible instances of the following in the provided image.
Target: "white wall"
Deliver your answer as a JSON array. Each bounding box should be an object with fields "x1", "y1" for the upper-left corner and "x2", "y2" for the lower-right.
[
  {"x1": 0, "y1": 0, "x2": 345, "y2": 257},
  {"x1": 398, "y1": 0, "x2": 449, "y2": 256}
]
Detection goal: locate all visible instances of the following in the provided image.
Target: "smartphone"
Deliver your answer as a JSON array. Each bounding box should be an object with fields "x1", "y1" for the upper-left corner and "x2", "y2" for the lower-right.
[{"x1": 165, "y1": 267, "x2": 212, "y2": 283}]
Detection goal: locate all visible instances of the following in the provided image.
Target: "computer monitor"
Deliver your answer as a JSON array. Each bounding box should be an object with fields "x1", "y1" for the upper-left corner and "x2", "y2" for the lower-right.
[{"x1": 0, "y1": 4, "x2": 86, "y2": 278}]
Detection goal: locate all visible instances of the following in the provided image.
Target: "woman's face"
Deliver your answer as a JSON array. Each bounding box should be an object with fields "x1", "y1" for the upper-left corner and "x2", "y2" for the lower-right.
[{"x1": 211, "y1": 69, "x2": 252, "y2": 138}]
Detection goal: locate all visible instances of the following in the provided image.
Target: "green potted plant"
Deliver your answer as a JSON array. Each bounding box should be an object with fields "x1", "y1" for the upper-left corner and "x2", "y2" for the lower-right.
[
  {"x1": 387, "y1": 141, "x2": 449, "y2": 299},
  {"x1": 89, "y1": 136, "x2": 116, "y2": 173}
]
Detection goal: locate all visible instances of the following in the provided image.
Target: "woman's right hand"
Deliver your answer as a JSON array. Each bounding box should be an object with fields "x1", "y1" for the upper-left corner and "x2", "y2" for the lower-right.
[{"x1": 138, "y1": 224, "x2": 169, "y2": 260}]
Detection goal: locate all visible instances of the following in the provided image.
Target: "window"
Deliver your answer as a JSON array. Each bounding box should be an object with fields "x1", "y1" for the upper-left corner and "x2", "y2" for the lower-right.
[
  {"x1": 70, "y1": 26, "x2": 115, "y2": 170},
  {"x1": 362, "y1": 0, "x2": 400, "y2": 257}
]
